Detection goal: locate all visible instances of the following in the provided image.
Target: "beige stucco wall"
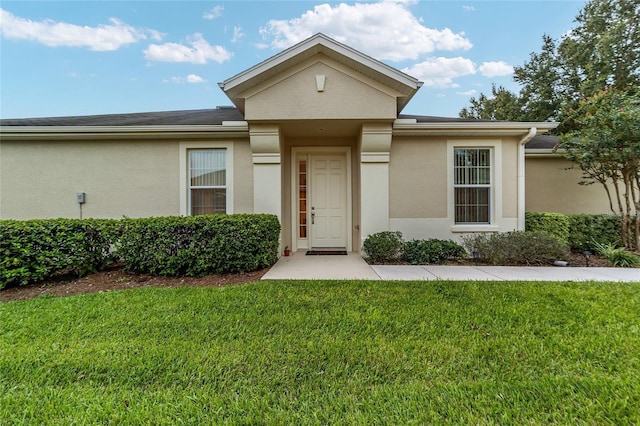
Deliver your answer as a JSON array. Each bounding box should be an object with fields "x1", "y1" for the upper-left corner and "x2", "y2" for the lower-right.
[
  {"x1": 500, "y1": 138, "x2": 519, "y2": 219},
  {"x1": 0, "y1": 138, "x2": 254, "y2": 220},
  {"x1": 0, "y1": 139, "x2": 180, "y2": 219},
  {"x1": 232, "y1": 139, "x2": 254, "y2": 213},
  {"x1": 388, "y1": 136, "x2": 522, "y2": 243},
  {"x1": 389, "y1": 137, "x2": 448, "y2": 218},
  {"x1": 244, "y1": 57, "x2": 399, "y2": 121},
  {"x1": 525, "y1": 156, "x2": 611, "y2": 214}
]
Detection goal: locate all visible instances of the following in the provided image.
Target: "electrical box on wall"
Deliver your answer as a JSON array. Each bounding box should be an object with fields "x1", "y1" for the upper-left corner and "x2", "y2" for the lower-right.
[{"x1": 76, "y1": 192, "x2": 86, "y2": 204}]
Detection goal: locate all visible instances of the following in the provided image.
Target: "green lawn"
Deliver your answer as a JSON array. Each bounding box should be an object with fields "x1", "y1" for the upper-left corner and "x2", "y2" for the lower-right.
[{"x1": 1, "y1": 280, "x2": 639, "y2": 424}]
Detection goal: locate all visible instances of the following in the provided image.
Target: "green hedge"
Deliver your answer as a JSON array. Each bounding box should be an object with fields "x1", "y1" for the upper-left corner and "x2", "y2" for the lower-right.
[
  {"x1": 404, "y1": 239, "x2": 467, "y2": 264},
  {"x1": 0, "y1": 215, "x2": 280, "y2": 289},
  {"x1": 0, "y1": 219, "x2": 118, "y2": 289},
  {"x1": 525, "y1": 212, "x2": 630, "y2": 251},
  {"x1": 362, "y1": 232, "x2": 467, "y2": 265},
  {"x1": 567, "y1": 214, "x2": 623, "y2": 251},
  {"x1": 362, "y1": 231, "x2": 404, "y2": 263},
  {"x1": 116, "y1": 214, "x2": 280, "y2": 276},
  {"x1": 525, "y1": 212, "x2": 570, "y2": 245},
  {"x1": 462, "y1": 231, "x2": 569, "y2": 266}
]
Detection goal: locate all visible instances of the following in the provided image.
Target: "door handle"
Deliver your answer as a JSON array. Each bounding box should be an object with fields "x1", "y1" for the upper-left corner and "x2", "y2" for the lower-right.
[{"x1": 311, "y1": 207, "x2": 315, "y2": 224}]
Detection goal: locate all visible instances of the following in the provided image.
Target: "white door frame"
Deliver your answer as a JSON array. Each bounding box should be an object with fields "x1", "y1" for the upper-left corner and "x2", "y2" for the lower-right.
[{"x1": 290, "y1": 147, "x2": 352, "y2": 252}]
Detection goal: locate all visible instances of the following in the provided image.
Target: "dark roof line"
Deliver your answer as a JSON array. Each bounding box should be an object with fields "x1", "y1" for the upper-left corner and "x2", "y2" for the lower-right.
[
  {"x1": 0, "y1": 108, "x2": 244, "y2": 127},
  {"x1": 0, "y1": 108, "x2": 558, "y2": 149}
]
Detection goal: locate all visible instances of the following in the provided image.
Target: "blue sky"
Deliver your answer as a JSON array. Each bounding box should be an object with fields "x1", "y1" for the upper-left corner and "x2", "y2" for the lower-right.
[{"x1": 0, "y1": 1, "x2": 586, "y2": 119}]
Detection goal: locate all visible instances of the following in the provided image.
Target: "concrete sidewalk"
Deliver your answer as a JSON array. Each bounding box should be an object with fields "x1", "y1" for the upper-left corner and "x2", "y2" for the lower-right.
[
  {"x1": 262, "y1": 252, "x2": 640, "y2": 282},
  {"x1": 262, "y1": 252, "x2": 380, "y2": 280}
]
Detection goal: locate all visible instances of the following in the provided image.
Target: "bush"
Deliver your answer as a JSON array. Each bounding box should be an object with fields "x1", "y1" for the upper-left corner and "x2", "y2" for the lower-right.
[
  {"x1": 462, "y1": 231, "x2": 570, "y2": 266},
  {"x1": 116, "y1": 214, "x2": 280, "y2": 276},
  {"x1": 525, "y1": 212, "x2": 570, "y2": 245},
  {"x1": 404, "y1": 239, "x2": 467, "y2": 264},
  {"x1": 0, "y1": 219, "x2": 117, "y2": 289},
  {"x1": 362, "y1": 231, "x2": 404, "y2": 264},
  {"x1": 592, "y1": 242, "x2": 640, "y2": 268},
  {"x1": 0, "y1": 215, "x2": 280, "y2": 288},
  {"x1": 567, "y1": 214, "x2": 623, "y2": 251}
]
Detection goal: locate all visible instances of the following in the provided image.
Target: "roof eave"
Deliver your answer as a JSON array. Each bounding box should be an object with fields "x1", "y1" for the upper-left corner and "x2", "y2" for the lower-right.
[
  {"x1": 393, "y1": 120, "x2": 558, "y2": 137},
  {"x1": 0, "y1": 123, "x2": 249, "y2": 141}
]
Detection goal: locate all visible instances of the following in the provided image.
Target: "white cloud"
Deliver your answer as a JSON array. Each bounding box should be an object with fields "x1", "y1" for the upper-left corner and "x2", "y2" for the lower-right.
[
  {"x1": 403, "y1": 57, "x2": 476, "y2": 88},
  {"x1": 258, "y1": 1, "x2": 472, "y2": 61},
  {"x1": 144, "y1": 33, "x2": 232, "y2": 64},
  {"x1": 463, "y1": 5, "x2": 476, "y2": 12},
  {"x1": 168, "y1": 74, "x2": 208, "y2": 84},
  {"x1": 203, "y1": 5, "x2": 224, "y2": 20},
  {"x1": 456, "y1": 89, "x2": 477, "y2": 96},
  {"x1": 186, "y1": 74, "x2": 206, "y2": 83},
  {"x1": 0, "y1": 8, "x2": 160, "y2": 51},
  {"x1": 231, "y1": 26, "x2": 245, "y2": 43},
  {"x1": 478, "y1": 61, "x2": 513, "y2": 77}
]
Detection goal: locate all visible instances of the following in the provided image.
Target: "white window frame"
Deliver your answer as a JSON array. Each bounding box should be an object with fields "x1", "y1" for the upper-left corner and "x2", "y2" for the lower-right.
[
  {"x1": 448, "y1": 140, "x2": 501, "y2": 233},
  {"x1": 453, "y1": 147, "x2": 491, "y2": 224},
  {"x1": 179, "y1": 141, "x2": 234, "y2": 216}
]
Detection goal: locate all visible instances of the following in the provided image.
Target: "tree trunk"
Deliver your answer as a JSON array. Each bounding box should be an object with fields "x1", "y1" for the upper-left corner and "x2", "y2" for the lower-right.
[{"x1": 611, "y1": 178, "x2": 630, "y2": 248}]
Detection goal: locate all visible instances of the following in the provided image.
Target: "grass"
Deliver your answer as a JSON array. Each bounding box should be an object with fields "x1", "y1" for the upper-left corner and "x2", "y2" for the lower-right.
[{"x1": 1, "y1": 280, "x2": 639, "y2": 424}]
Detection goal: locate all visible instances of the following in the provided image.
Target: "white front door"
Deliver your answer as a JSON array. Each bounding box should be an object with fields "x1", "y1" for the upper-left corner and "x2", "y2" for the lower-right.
[{"x1": 309, "y1": 154, "x2": 348, "y2": 248}]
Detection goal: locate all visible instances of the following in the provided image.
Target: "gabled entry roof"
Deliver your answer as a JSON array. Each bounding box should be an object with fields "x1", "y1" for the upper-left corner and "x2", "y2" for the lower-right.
[{"x1": 218, "y1": 33, "x2": 423, "y2": 114}]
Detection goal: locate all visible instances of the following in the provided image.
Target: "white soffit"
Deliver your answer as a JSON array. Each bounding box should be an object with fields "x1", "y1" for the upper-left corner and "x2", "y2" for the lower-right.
[{"x1": 392, "y1": 120, "x2": 559, "y2": 136}]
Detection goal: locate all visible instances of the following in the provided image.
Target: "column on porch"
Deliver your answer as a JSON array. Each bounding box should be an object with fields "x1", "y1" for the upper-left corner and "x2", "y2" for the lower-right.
[
  {"x1": 359, "y1": 123, "x2": 392, "y2": 249},
  {"x1": 249, "y1": 125, "x2": 282, "y2": 220}
]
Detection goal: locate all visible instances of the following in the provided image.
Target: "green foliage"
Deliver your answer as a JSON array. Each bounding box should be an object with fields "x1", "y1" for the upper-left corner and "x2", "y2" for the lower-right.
[
  {"x1": 459, "y1": 0, "x2": 640, "y2": 129},
  {"x1": 0, "y1": 219, "x2": 118, "y2": 289},
  {"x1": 404, "y1": 239, "x2": 467, "y2": 264},
  {"x1": 116, "y1": 214, "x2": 280, "y2": 276},
  {"x1": 559, "y1": 0, "x2": 640, "y2": 97},
  {"x1": 525, "y1": 212, "x2": 570, "y2": 245},
  {"x1": 592, "y1": 241, "x2": 640, "y2": 267},
  {"x1": 462, "y1": 231, "x2": 570, "y2": 265},
  {"x1": 362, "y1": 231, "x2": 404, "y2": 263},
  {"x1": 2, "y1": 281, "x2": 640, "y2": 424},
  {"x1": 0, "y1": 215, "x2": 280, "y2": 288},
  {"x1": 558, "y1": 89, "x2": 640, "y2": 249},
  {"x1": 459, "y1": 84, "x2": 524, "y2": 121},
  {"x1": 567, "y1": 214, "x2": 623, "y2": 251}
]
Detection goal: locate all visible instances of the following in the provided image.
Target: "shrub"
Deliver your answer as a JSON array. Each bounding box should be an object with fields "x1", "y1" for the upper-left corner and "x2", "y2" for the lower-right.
[
  {"x1": 0, "y1": 219, "x2": 117, "y2": 289},
  {"x1": 567, "y1": 214, "x2": 623, "y2": 251},
  {"x1": 592, "y1": 242, "x2": 640, "y2": 268},
  {"x1": 362, "y1": 231, "x2": 404, "y2": 263},
  {"x1": 404, "y1": 239, "x2": 467, "y2": 264},
  {"x1": 462, "y1": 231, "x2": 570, "y2": 266},
  {"x1": 525, "y1": 212, "x2": 570, "y2": 245},
  {"x1": 116, "y1": 214, "x2": 280, "y2": 276}
]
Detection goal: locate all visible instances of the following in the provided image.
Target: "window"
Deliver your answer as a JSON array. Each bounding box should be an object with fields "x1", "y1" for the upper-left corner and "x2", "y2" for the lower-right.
[
  {"x1": 298, "y1": 159, "x2": 308, "y2": 239},
  {"x1": 189, "y1": 149, "x2": 226, "y2": 215},
  {"x1": 454, "y1": 148, "x2": 491, "y2": 223}
]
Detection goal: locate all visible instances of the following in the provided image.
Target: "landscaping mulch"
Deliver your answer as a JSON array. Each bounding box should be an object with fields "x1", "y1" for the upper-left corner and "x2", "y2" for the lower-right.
[
  {"x1": 0, "y1": 251, "x2": 614, "y2": 303},
  {"x1": 0, "y1": 266, "x2": 268, "y2": 303}
]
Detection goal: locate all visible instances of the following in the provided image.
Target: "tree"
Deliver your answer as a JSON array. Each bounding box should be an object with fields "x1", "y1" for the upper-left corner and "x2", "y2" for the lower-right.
[
  {"x1": 513, "y1": 35, "x2": 564, "y2": 123},
  {"x1": 559, "y1": 0, "x2": 640, "y2": 98},
  {"x1": 557, "y1": 89, "x2": 640, "y2": 250},
  {"x1": 459, "y1": 84, "x2": 523, "y2": 121},
  {"x1": 459, "y1": 0, "x2": 640, "y2": 126}
]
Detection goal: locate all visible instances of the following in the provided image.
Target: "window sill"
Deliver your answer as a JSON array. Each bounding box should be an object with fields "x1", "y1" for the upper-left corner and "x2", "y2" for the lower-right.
[{"x1": 450, "y1": 224, "x2": 499, "y2": 233}]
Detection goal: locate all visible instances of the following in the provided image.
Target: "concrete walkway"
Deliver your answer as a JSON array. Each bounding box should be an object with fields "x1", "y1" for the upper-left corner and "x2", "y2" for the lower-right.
[
  {"x1": 262, "y1": 252, "x2": 640, "y2": 282},
  {"x1": 262, "y1": 252, "x2": 380, "y2": 280}
]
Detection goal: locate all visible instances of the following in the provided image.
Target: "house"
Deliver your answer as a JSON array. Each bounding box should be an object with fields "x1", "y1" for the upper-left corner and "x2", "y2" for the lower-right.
[{"x1": 0, "y1": 33, "x2": 609, "y2": 253}]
